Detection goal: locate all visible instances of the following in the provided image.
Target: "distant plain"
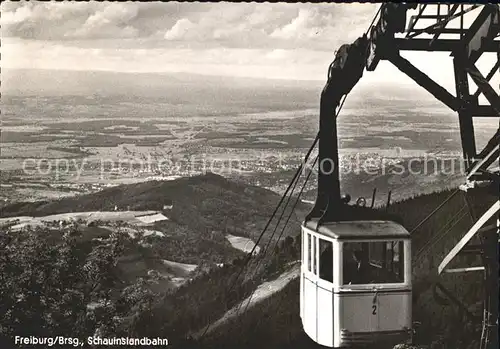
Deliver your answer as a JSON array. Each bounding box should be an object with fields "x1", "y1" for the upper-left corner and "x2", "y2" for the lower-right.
[{"x1": 1, "y1": 68, "x2": 497, "y2": 204}]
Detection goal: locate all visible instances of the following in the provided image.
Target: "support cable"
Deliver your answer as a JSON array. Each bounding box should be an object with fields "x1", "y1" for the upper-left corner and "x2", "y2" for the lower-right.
[
  {"x1": 239, "y1": 155, "x2": 319, "y2": 317},
  {"x1": 197, "y1": 133, "x2": 318, "y2": 341},
  {"x1": 409, "y1": 188, "x2": 461, "y2": 234},
  {"x1": 413, "y1": 205, "x2": 468, "y2": 264},
  {"x1": 230, "y1": 154, "x2": 311, "y2": 319}
]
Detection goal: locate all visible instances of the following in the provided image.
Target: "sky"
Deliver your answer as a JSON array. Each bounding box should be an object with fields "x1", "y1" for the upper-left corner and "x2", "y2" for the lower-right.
[{"x1": 1, "y1": 1, "x2": 498, "y2": 91}]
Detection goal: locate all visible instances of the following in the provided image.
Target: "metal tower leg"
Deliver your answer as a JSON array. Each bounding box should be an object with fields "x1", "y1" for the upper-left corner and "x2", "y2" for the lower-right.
[
  {"x1": 481, "y1": 227, "x2": 499, "y2": 349},
  {"x1": 453, "y1": 53, "x2": 477, "y2": 167}
]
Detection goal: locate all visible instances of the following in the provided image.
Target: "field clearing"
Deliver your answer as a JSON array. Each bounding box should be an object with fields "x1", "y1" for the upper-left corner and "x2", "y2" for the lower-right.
[
  {"x1": 226, "y1": 234, "x2": 261, "y2": 254},
  {"x1": 162, "y1": 259, "x2": 198, "y2": 276},
  {"x1": 0, "y1": 210, "x2": 168, "y2": 231},
  {"x1": 1, "y1": 141, "x2": 83, "y2": 159}
]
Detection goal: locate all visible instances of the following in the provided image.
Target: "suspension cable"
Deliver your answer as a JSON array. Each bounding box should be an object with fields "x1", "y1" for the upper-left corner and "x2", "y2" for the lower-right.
[
  {"x1": 366, "y1": 4, "x2": 383, "y2": 36},
  {"x1": 197, "y1": 132, "x2": 318, "y2": 341},
  {"x1": 410, "y1": 188, "x2": 460, "y2": 234},
  {"x1": 239, "y1": 155, "x2": 318, "y2": 317},
  {"x1": 259, "y1": 159, "x2": 305, "y2": 259},
  {"x1": 272, "y1": 156, "x2": 318, "y2": 256},
  {"x1": 258, "y1": 151, "x2": 317, "y2": 258},
  {"x1": 413, "y1": 204, "x2": 468, "y2": 263},
  {"x1": 230, "y1": 155, "x2": 307, "y2": 318},
  {"x1": 245, "y1": 132, "x2": 318, "y2": 257}
]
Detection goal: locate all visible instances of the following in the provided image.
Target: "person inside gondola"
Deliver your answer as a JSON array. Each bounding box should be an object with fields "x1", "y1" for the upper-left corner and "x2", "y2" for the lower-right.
[
  {"x1": 352, "y1": 249, "x2": 372, "y2": 284},
  {"x1": 343, "y1": 246, "x2": 359, "y2": 284}
]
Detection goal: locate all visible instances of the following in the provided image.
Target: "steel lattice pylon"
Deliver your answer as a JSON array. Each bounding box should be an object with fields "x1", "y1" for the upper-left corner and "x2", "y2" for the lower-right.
[{"x1": 365, "y1": 3, "x2": 499, "y2": 349}]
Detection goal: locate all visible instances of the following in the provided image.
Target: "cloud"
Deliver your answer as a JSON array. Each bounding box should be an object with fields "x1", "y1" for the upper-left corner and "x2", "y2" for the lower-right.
[
  {"x1": 0, "y1": 2, "x2": 378, "y2": 50},
  {"x1": 66, "y1": 4, "x2": 140, "y2": 39},
  {"x1": 158, "y1": 3, "x2": 378, "y2": 50},
  {"x1": 1, "y1": 2, "x2": 157, "y2": 40},
  {"x1": 3, "y1": 2, "x2": 496, "y2": 88},
  {"x1": 164, "y1": 18, "x2": 196, "y2": 40},
  {"x1": 1, "y1": 2, "x2": 98, "y2": 39},
  {"x1": 270, "y1": 8, "x2": 333, "y2": 40}
]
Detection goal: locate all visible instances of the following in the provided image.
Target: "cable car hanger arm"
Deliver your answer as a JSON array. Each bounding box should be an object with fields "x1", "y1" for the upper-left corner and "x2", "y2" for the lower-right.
[{"x1": 305, "y1": 35, "x2": 369, "y2": 226}]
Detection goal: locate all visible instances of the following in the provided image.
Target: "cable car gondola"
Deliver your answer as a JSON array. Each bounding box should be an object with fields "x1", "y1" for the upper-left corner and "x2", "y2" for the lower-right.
[
  {"x1": 300, "y1": 220, "x2": 412, "y2": 347},
  {"x1": 299, "y1": 31, "x2": 412, "y2": 348}
]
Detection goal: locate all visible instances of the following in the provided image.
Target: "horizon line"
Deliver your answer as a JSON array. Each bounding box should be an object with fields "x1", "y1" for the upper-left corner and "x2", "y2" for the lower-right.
[{"x1": 2, "y1": 67, "x2": 327, "y2": 83}]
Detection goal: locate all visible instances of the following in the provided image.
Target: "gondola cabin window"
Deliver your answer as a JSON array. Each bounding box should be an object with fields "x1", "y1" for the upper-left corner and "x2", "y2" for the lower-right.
[
  {"x1": 342, "y1": 240, "x2": 405, "y2": 285},
  {"x1": 319, "y1": 239, "x2": 333, "y2": 282},
  {"x1": 313, "y1": 235, "x2": 317, "y2": 274},
  {"x1": 304, "y1": 232, "x2": 333, "y2": 282},
  {"x1": 307, "y1": 233, "x2": 312, "y2": 272}
]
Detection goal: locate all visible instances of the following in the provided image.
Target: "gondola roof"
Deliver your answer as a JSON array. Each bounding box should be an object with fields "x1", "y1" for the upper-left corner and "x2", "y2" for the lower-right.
[{"x1": 303, "y1": 219, "x2": 411, "y2": 240}]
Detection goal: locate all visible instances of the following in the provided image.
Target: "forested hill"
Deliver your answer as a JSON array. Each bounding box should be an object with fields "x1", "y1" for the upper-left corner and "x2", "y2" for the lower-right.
[{"x1": 1, "y1": 172, "x2": 307, "y2": 242}]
